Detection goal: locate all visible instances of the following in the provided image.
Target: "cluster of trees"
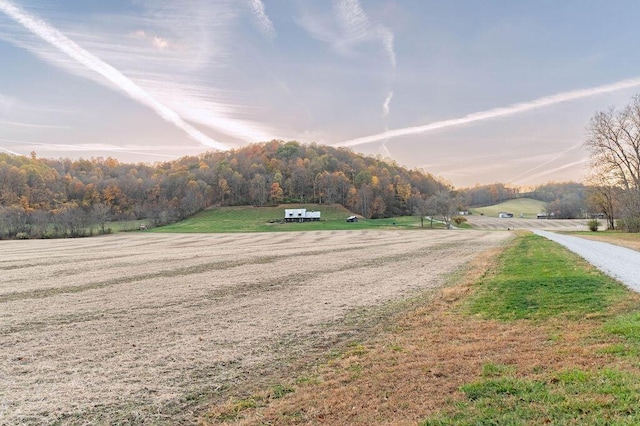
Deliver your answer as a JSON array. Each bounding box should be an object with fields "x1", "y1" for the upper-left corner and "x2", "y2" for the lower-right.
[
  {"x1": 6, "y1": 102, "x2": 635, "y2": 240},
  {"x1": 461, "y1": 183, "x2": 518, "y2": 206},
  {"x1": 459, "y1": 181, "x2": 589, "y2": 219},
  {"x1": 585, "y1": 95, "x2": 640, "y2": 232},
  {"x1": 0, "y1": 141, "x2": 450, "y2": 239},
  {"x1": 527, "y1": 182, "x2": 588, "y2": 219}
]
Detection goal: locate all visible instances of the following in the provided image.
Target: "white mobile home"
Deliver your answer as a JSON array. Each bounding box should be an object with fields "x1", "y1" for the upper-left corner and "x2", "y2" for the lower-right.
[{"x1": 284, "y1": 208, "x2": 321, "y2": 222}]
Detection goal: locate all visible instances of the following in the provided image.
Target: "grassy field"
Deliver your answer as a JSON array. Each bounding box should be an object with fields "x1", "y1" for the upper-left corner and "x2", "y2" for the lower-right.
[
  {"x1": 210, "y1": 232, "x2": 640, "y2": 425},
  {"x1": 471, "y1": 198, "x2": 547, "y2": 218},
  {"x1": 150, "y1": 204, "x2": 437, "y2": 233}
]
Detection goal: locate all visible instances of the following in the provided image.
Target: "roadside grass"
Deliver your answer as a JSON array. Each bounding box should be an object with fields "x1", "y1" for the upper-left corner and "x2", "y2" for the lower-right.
[
  {"x1": 568, "y1": 231, "x2": 640, "y2": 252},
  {"x1": 424, "y1": 234, "x2": 640, "y2": 425},
  {"x1": 149, "y1": 204, "x2": 441, "y2": 233},
  {"x1": 203, "y1": 232, "x2": 640, "y2": 425},
  {"x1": 425, "y1": 368, "x2": 640, "y2": 426},
  {"x1": 466, "y1": 233, "x2": 628, "y2": 321}
]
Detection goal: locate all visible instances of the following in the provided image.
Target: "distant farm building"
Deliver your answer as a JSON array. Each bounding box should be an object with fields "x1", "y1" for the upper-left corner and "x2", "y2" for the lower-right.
[
  {"x1": 498, "y1": 212, "x2": 514, "y2": 218},
  {"x1": 284, "y1": 208, "x2": 321, "y2": 222}
]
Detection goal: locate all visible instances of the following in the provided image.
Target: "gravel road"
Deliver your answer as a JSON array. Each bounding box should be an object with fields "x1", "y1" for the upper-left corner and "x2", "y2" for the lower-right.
[{"x1": 533, "y1": 230, "x2": 640, "y2": 292}]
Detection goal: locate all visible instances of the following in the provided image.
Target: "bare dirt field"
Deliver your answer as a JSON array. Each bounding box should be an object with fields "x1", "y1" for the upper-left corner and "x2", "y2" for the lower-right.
[
  {"x1": 1, "y1": 229, "x2": 510, "y2": 425},
  {"x1": 465, "y1": 215, "x2": 589, "y2": 231}
]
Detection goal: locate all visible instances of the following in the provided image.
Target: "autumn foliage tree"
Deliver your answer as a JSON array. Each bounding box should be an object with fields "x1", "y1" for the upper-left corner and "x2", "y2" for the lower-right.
[
  {"x1": 269, "y1": 182, "x2": 284, "y2": 204},
  {"x1": 0, "y1": 141, "x2": 448, "y2": 239}
]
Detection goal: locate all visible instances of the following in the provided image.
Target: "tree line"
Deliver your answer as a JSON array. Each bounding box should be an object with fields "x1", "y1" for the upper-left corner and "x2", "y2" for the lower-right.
[
  {"x1": 585, "y1": 94, "x2": 640, "y2": 232},
  {"x1": 0, "y1": 141, "x2": 449, "y2": 238},
  {"x1": 461, "y1": 181, "x2": 590, "y2": 220},
  {"x1": 4, "y1": 121, "x2": 632, "y2": 240}
]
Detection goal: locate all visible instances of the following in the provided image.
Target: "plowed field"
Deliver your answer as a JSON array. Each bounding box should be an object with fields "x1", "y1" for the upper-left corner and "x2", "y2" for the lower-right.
[
  {"x1": 1, "y1": 230, "x2": 510, "y2": 424},
  {"x1": 466, "y1": 215, "x2": 589, "y2": 231}
]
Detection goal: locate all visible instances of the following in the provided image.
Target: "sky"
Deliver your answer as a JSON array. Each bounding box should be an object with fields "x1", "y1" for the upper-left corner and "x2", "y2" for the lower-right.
[{"x1": 2, "y1": 1, "x2": 640, "y2": 187}]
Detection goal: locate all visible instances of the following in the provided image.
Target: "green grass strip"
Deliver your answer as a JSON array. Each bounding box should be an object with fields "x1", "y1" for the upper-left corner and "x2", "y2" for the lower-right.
[
  {"x1": 466, "y1": 233, "x2": 628, "y2": 320},
  {"x1": 149, "y1": 205, "x2": 441, "y2": 233},
  {"x1": 423, "y1": 367, "x2": 640, "y2": 426}
]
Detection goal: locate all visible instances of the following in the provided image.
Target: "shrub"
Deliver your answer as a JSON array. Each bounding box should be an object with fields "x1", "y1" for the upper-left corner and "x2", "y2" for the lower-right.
[
  {"x1": 617, "y1": 216, "x2": 640, "y2": 233},
  {"x1": 452, "y1": 215, "x2": 468, "y2": 226},
  {"x1": 587, "y1": 219, "x2": 600, "y2": 232}
]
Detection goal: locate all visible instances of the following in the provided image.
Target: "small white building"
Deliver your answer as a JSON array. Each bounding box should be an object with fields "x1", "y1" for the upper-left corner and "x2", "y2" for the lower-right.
[
  {"x1": 537, "y1": 212, "x2": 555, "y2": 219},
  {"x1": 498, "y1": 212, "x2": 514, "y2": 218},
  {"x1": 284, "y1": 208, "x2": 321, "y2": 222}
]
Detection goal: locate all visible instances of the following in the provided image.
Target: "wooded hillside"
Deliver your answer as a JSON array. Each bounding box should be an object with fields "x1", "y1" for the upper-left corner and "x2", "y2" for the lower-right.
[{"x1": 0, "y1": 141, "x2": 448, "y2": 238}]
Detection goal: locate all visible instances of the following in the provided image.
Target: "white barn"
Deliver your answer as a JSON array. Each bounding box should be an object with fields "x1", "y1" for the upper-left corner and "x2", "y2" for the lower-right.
[{"x1": 284, "y1": 208, "x2": 321, "y2": 222}]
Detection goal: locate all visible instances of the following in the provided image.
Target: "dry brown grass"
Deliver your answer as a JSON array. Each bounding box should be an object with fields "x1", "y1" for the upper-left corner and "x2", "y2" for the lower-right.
[
  {"x1": 1, "y1": 229, "x2": 510, "y2": 424},
  {"x1": 205, "y1": 240, "x2": 640, "y2": 425},
  {"x1": 575, "y1": 232, "x2": 640, "y2": 252}
]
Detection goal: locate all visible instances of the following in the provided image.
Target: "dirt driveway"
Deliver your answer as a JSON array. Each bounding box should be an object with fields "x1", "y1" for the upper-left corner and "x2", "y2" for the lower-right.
[{"x1": 1, "y1": 230, "x2": 510, "y2": 424}]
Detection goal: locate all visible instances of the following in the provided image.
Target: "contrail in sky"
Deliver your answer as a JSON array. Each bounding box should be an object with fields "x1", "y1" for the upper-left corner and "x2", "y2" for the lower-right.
[
  {"x1": 249, "y1": 0, "x2": 275, "y2": 38},
  {"x1": 508, "y1": 141, "x2": 584, "y2": 183},
  {"x1": 335, "y1": 0, "x2": 396, "y2": 69},
  {"x1": 0, "y1": 0, "x2": 230, "y2": 151},
  {"x1": 0, "y1": 145, "x2": 21, "y2": 155},
  {"x1": 0, "y1": 137, "x2": 179, "y2": 158},
  {"x1": 335, "y1": 1, "x2": 397, "y2": 128},
  {"x1": 382, "y1": 91, "x2": 393, "y2": 118},
  {"x1": 518, "y1": 158, "x2": 588, "y2": 184},
  {"x1": 336, "y1": 76, "x2": 640, "y2": 148}
]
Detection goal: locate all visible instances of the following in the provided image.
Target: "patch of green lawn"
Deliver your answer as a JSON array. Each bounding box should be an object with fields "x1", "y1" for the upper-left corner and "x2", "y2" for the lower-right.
[
  {"x1": 471, "y1": 198, "x2": 546, "y2": 218},
  {"x1": 423, "y1": 368, "x2": 640, "y2": 426},
  {"x1": 602, "y1": 311, "x2": 640, "y2": 357},
  {"x1": 605, "y1": 311, "x2": 640, "y2": 341},
  {"x1": 149, "y1": 205, "x2": 440, "y2": 233},
  {"x1": 466, "y1": 234, "x2": 628, "y2": 320}
]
